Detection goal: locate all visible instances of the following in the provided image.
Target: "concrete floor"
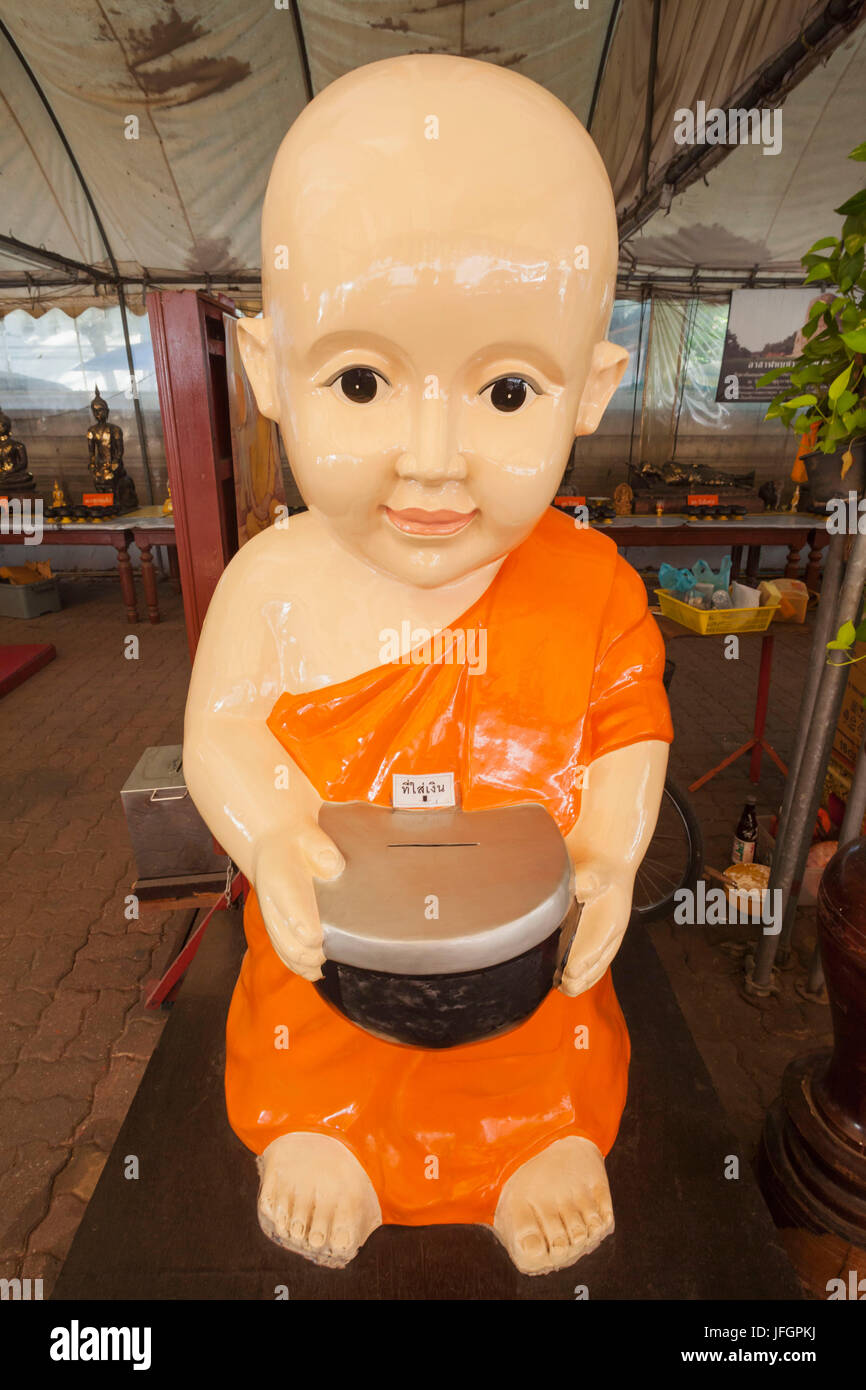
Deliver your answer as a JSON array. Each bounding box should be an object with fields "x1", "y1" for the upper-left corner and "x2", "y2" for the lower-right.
[{"x1": 0, "y1": 570, "x2": 833, "y2": 1297}]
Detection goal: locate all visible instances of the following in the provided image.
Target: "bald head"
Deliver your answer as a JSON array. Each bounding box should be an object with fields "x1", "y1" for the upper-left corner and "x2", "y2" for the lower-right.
[
  {"x1": 242, "y1": 55, "x2": 627, "y2": 591},
  {"x1": 262, "y1": 54, "x2": 618, "y2": 339}
]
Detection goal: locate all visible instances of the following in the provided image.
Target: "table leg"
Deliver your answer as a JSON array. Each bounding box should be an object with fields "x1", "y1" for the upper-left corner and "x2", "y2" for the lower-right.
[
  {"x1": 114, "y1": 539, "x2": 139, "y2": 623},
  {"x1": 749, "y1": 633, "x2": 774, "y2": 783},
  {"x1": 139, "y1": 542, "x2": 161, "y2": 624},
  {"x1": 745, "y1": 544, "x2": 761, "y2": 587},
  {"x1": 730, "y1": 545, "x2": 743, "y2": 584},
  {"x1": 785, "y1": 542, "x2": 802, "y2": 579},
  {"x1": 167, "y1": 544, "x2": 181, "y2": 593},
  {"x1": 804, "y1": 529, "x2": 825, "y2": 593}
]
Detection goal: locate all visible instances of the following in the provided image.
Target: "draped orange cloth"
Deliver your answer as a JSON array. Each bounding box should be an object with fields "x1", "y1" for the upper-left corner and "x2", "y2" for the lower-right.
[{"x1": 225, "y1": 508, "x2": 672, "y2": 1226}]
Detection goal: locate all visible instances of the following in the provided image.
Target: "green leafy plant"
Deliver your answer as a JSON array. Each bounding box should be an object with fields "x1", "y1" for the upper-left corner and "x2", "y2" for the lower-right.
[
  {"x1": 827, "y1": 603, "x2": 866, "y2": 710},
  {"x1": 758, "y1": 141, "x2": 866, "y2": 467}
]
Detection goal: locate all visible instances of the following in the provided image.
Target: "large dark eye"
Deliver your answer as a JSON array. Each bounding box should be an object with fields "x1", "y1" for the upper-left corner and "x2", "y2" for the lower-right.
[
  {"x1": 483, "y1": 376, "x2": 537, "y2": 413},
  {"x1": 337, "y1": 367, "x2": 381, "y2": 403}
]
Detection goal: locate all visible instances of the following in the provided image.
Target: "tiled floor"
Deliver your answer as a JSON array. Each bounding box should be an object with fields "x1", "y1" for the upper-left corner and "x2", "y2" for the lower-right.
[
  {"x1": 0, "y1": 571, "x2": 833, "y2": 1296},
  {"x1": 650, "y1": 619, "x2": 832, "y2": 1155},
  {"x1": 0, "y1": 577, "x2": 190, "y2": 1296}
]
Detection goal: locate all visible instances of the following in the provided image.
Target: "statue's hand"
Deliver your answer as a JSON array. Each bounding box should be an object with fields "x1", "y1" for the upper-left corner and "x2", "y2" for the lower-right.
[
  {"x1": 559, "y1": 865, "x2": 632, "y2": 998},
  {"x1": 252, "y1": 820, "x2": 345, "y2": 981}
]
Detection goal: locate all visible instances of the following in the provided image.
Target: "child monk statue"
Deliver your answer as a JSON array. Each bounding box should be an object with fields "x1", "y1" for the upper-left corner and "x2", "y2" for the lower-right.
[{"x1": 184, "y1": 55, "x2": 672, "y2": 1276}]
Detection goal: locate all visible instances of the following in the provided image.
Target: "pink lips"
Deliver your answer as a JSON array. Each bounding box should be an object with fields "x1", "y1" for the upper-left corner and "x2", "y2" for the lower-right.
[{"x1": 385, "y1": 507, "x2": 478, "y2": 537}]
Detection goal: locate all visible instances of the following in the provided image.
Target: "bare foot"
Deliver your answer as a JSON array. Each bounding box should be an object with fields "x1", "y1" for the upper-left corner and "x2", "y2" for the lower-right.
[
  {"x1": 493, "y1": 1135, "x2": 614, "y2": 1276},
  {"x1": 257, "y1": 1132, "x2": 381, "y2": 1268}
]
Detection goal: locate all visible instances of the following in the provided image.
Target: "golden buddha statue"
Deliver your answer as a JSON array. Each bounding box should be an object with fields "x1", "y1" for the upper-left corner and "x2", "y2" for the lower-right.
[
  {"x1": 613, "y1": 482, "x2": 633, "y2": 516},
  {"x1": 0, "y1": 410, "x2": 36, "y2": 493},
  {"x1": 86, "y1": 386, "x2": 138, "y2": 511}
]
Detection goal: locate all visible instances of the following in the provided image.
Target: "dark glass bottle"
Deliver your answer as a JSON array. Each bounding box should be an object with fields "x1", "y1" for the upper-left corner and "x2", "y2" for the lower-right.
[{"x1": 732, "y1": 794, "x2": 758, "y2": 864}]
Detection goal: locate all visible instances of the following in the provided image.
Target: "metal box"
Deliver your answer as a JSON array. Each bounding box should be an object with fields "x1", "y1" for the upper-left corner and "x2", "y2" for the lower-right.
[
  {"x1": 0, "y1": 578, "x2": 61, "y2": 618},
  {"x1": 121, "y1": 744, "x2": 229, "y2": 881}
]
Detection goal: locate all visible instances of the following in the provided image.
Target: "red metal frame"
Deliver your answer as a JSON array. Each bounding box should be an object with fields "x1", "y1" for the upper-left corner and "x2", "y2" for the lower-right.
[{"x1": 145, "y1": 871, "x2": 247, "y2": 1008}]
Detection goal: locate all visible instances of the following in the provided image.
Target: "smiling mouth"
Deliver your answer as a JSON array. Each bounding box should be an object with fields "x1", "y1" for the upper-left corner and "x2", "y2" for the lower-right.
[{"x1": 384, "y1": 507, "x2": 478, "y2": 537}]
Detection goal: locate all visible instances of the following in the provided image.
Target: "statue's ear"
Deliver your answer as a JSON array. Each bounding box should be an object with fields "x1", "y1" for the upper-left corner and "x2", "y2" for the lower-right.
[
  {"x1": 237, "y1": 316, "x2": 279, "y2": 421},
  {"x1": 574, "y1": 340, "x2": 629, "y2": 437}
]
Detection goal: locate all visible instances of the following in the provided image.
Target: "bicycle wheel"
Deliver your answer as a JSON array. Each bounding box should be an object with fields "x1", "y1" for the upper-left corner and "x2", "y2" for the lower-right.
[{"x1": 630, "y1": 774, "x2": 703, "y2": 924}]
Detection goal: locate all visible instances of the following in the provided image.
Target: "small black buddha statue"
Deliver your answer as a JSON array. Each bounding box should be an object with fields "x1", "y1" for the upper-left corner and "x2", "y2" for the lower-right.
[{"x1": 0, "y1": 409, "x2": 36, "y2": 494}]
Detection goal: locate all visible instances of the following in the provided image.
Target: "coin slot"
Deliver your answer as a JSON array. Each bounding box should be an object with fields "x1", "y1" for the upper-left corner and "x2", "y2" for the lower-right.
[{"x1": 387, "y1": 842, "x2": 479, "y2": 848}]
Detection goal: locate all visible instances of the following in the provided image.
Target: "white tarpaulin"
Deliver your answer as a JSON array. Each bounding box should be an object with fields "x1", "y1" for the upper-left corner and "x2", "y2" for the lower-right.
[
  {"x1": 625, "y1": 20, "x2": 866, "y2": 278},
  {"x1": 1, "y1": 0, "x2": 864, "y2": 313}
]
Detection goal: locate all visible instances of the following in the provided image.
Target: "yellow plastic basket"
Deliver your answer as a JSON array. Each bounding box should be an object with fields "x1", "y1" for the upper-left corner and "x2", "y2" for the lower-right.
[{"x1": 655, "y1": 589, "x2": 777, "y2": 636}]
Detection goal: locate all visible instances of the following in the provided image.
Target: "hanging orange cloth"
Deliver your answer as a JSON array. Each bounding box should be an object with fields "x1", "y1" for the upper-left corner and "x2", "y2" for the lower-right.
[
  {"x1": 792, "y1": 421, "x2": 819, "y2": 484},
  {"x1": 225, "y1": 508, "x2": 673, "y2": 1226}
]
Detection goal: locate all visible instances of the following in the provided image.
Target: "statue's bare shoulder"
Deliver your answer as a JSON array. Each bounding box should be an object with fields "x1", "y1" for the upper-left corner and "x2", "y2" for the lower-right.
[
  {"x1": 220, "y1": 509, "x2": 321, "y2": 598},
  {"x1": 205, "y1": 512, "x2": 379, "y2": 694}
]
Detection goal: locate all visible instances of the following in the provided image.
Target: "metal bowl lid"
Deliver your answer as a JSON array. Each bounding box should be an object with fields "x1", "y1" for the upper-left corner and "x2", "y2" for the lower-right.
[{"x1": 315, "y1": 801, "x2": 573, "y2": 975}]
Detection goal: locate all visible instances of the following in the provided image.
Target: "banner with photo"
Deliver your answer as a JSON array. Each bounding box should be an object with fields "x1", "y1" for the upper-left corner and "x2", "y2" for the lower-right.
[{"x1": 715, "y1": 288, "x2": 821, "y2": 402}]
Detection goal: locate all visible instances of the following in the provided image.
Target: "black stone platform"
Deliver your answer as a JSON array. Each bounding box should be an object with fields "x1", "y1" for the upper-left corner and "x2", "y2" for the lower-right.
[{"x1": 54, "y1": 911, "x2": 802, "y2": 1300}]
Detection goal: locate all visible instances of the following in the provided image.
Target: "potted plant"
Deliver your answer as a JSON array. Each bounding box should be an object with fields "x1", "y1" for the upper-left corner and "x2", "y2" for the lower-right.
[{"x1": 758, "y1": 141, "x2": 866, "y2": 504}]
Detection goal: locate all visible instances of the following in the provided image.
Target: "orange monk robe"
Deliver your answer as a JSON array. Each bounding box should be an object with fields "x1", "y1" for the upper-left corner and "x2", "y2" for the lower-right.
[{"x1": 225, "y1": 508, "x2": 673, "y2": 1227}]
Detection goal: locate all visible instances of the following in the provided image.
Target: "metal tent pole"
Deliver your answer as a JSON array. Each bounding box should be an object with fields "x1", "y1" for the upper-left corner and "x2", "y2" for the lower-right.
[
  {"x1": 767, "y1": 534, "x2": 846, "y2": 964},
  {"x1": 776, "y1": 536, "x2": 846, "y2": 815},
  {"x1": 0, "y1": 18, "x2": 154, "y2": 501},
  {"x1": 750, "y1": 530, "x2": 866, "y2": 992},
  {"x1": 117, "y1": 285, "x2": 154, "y2": 504},
  {"x1": 839, "y1": 730, "x2": 866, "y2": 849}
]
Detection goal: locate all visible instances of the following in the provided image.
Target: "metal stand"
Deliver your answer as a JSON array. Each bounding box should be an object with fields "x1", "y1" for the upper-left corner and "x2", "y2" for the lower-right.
[
  {"x1": 747, "y1": 530, "x2": 866, "y2": 994},
  {"x1": 689, "y1": 632, "x2": 786, "y2": 791},
  {"x1": 145, "y1": 869, "x2": 245, "y2": 1008}
]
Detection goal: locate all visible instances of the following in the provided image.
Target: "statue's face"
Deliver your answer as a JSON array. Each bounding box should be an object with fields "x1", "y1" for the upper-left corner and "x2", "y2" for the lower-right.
[
  {"x1": 244, "y1": 57, "x2": 626, "y2": 589},
  {"x1": 92, "y1": 404, "x2": 108, "y2": 423}
]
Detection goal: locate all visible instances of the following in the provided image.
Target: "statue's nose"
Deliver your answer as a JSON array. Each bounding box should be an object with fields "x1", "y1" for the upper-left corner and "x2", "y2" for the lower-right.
[
  {"x1": 396, "y1": 400, "x2": 466, "y2": 482},
  {"x1": 396, "y1": 450, "x2": 466, "y2": 482}
]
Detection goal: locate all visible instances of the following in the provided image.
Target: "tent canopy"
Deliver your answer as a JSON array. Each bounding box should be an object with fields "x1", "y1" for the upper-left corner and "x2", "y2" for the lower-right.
[{"x1": 2, "y1": 0, "x2": 864, "y2": 315}]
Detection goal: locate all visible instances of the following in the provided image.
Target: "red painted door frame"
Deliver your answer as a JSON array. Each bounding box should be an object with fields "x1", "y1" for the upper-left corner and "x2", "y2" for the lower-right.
[{"x1": 147, "y1": 290, "x2": 239, "y2": 659}]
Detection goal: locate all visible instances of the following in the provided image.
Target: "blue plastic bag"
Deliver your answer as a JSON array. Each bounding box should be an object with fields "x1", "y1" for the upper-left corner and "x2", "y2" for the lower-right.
[
  {"x1": 692, "y1": 556, "x2": 732, "y2": 592},
  {"x1": 659, "y1": 562, "x2": 696, "y2": 594}
]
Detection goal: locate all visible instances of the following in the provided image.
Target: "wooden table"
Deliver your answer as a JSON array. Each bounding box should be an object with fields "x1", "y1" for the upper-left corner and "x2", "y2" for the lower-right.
[
  {"x1": 54, "y1": 907, "x2": 803, "y2": 1300},
  {"x1": 591, "y1": 512, "x2": 830, "y2": 590},
  {"x1": 6, "y1": 508, "x2": 826, "y2": 626},
  {"x1": 127, "y1": 507, "x2": 179, "y2": 624},
  {"x1": 0, "y1": 505, "x2": 178, "y2": 624},
  {"x1": 1, "y1": 517, "x2": 142, "y2": 621}
]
